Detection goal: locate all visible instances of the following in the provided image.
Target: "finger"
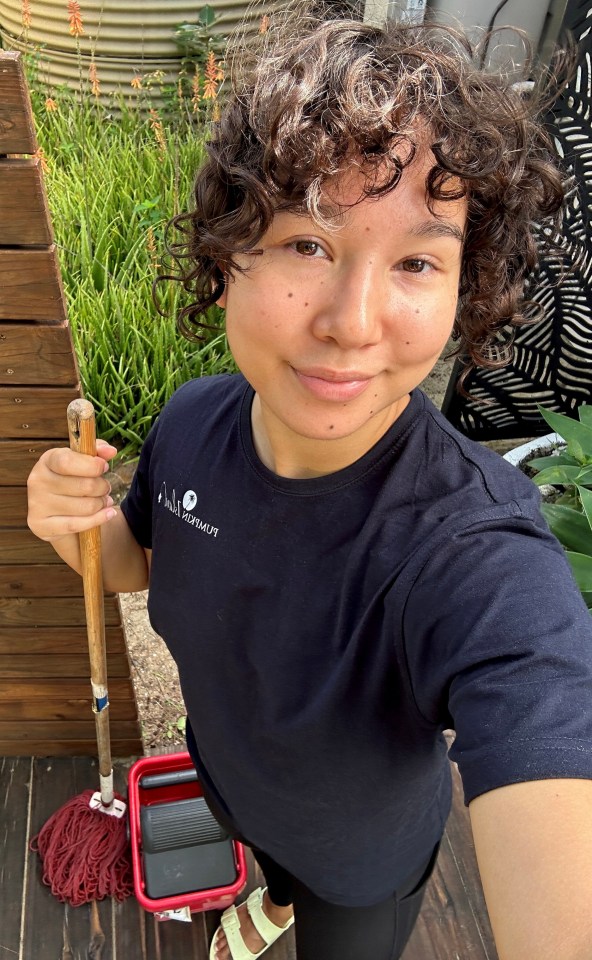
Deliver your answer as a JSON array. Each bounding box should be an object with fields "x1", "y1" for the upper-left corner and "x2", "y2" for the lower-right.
[
  {"x1": 28, "y1": 460, "x2": 112, "y2": 501},
  {"x1": 35, "y1": 472, "x2": 113, "y2": 500},
  {"x1": 39, "y1": 491, "x2": 115, "y2": 519},
  {"x1": 34, "y1": 505, "x2": 118, "y2": 541},
  {"x1": 42, "y1": 447, "x2": 111, "y2": 480},
  {"x1": 27, "y1": 491, "x2": 114, "y2": 540},
  {"x1": 95, "y1": 439, "x2": 118, "y2": 463}
]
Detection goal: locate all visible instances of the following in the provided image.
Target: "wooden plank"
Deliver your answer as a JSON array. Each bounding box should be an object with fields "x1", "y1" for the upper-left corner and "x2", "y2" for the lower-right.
[
  {"x1": 0, "y1": 159, "x2": 53, "y2": 246},
  {"x1": 0, "y1": 737, "x2": 141, "y2": 756},
  {"x1": 0, "y1": 595, "x2": 121, "y2": 626},
  {"x1": 0, "y1": 720, "x2": 140, "y2": 740},
  {"x1": 0, "y1": 385, "x2": 79, "y2": 438},
  {"x1": 0, "y1": 527, "x2": 61, "y2": 562},
  {"x1": 0, "y1": 440, "x2": 57, "y2": 485},
  {"x1": 112, "y1": 897, "x2": 154, "y2": 960},
  {"x1": 443, "y1": 764, "x2": 496, "y2": 954},
  {"x1": 0, "y1": 486, "x2": 27, "y2": 525},
  {"x1": 0, "y1": 53, "x2": 37, "y2": 155},
  {"x1": 0, "y1": 756, "x2": 31, "y2": 959},
  {"x1": 0, "y1": 624, "x2": 127, "y2": 654},
  {"x1": 0, "y1": 676, "x2": 136, "y2": 701},
  {"x1": 150, "y1": 911, "x2": 207, "y2": 960},
  {"x1": 0, "y1": 323, "x2": 77, "y2": 386},
  {"x1": 0, "y1": 698, "x2": 138, "y2": 721},
  {"x1": 0, "y1": 248, "x2": 66, "y2": 322},
  {"x1": 0, "y1": 563, "x2": 85, "y2": 596},
  {"x1": 0, "y1": 654, "x2": 133, "y2": 678}
]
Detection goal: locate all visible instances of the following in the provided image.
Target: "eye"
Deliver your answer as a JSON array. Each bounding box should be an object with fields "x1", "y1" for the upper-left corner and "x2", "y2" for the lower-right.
[
  {"x1": 291, "y1": 240, "x2": 326, "y2": 258},
  {"x1": 401, "y1": 258, "x2": 432, "y2": 274}
]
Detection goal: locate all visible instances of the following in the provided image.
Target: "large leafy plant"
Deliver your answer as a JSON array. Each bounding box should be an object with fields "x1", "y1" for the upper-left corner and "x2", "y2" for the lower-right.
[{"x1": 527, "y1": 406, "x2": 592, "y2": 609}]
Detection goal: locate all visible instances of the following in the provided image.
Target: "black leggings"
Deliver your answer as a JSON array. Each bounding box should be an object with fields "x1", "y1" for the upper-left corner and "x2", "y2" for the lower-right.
[
  {"x1": 199, "y1": 774, "x2": 437, "y2": 960},
  {"x1": 253, "y1": 843, "x2": 438, "y2": 960}
]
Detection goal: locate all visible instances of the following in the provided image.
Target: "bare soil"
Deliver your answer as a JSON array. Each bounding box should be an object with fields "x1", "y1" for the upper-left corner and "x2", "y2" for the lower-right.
[{"x1": 118, "y1": 591, "x2": 186, "y2": 750}]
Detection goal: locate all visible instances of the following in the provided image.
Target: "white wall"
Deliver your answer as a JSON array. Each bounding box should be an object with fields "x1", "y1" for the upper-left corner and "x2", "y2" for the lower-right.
[{"x1": 365, "y1": 0, "x2": 568, "y2": 66}]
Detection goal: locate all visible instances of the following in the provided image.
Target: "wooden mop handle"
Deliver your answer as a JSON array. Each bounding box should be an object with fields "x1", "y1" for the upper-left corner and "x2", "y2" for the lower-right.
[{"x1": 67, "y1": 399, "x2": 114, "y2": 803}]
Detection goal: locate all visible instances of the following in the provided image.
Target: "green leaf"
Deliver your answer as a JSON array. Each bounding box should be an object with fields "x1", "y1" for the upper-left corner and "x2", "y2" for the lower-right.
[
  {"x1": 532, "y1": 465, "x2": 592, "y2": 486},
  {"x1": 541, "y1": 503, "x2": 592, "y2": 554},
  {"x1": 199, "y1": 5, "x2": 217, "y2": 27},
  {"x1": 578, "y1": 405, "x2": 592, "y2": 428},
  {"x1": 537, "y1": 406, "x2": 592, "y2": 462},
  {"x1": 566, "y1": 551, "x2": 592, "y2": 592},
  {"x1": 577, "y1": 485, "x2": 592, "y2": 530},
  {"x1": 581, "y1": 591, "x2": 592, "y2": 609},
  {"x1": 527, "y1": 453, "x2": 576, "y2": 472}
]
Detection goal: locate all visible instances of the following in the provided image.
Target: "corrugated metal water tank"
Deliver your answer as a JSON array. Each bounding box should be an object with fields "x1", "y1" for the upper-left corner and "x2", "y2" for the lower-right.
[{"x1": 0, "y1": 0, "x2": 265, "y2": 98}]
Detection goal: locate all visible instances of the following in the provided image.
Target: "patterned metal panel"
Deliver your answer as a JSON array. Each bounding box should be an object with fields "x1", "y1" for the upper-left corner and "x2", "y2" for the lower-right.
[{"x1": 442, "y1": 0, "x2": 592, "y2": 440}]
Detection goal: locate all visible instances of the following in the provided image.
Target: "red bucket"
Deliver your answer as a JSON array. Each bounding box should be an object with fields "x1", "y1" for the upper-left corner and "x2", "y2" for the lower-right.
[{"x1": 128, "y1": 752, "x2": 247, "y2": 916}]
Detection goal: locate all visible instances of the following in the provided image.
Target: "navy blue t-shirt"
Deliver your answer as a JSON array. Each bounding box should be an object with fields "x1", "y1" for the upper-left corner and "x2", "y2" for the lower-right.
[{"x1": 121, "y1": 373, "x2": 592, "y2": 906}]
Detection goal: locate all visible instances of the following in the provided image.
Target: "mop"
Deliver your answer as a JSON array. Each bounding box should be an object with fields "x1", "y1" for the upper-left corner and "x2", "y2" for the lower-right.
[{"x1": 31, "y1": 399, "x2": 133, "y2": 906}]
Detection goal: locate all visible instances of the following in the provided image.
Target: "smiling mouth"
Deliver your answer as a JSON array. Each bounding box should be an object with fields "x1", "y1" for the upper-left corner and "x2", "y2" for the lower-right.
[{"x1": 292, "y1": 367, "x2": 374, "y2": 401}]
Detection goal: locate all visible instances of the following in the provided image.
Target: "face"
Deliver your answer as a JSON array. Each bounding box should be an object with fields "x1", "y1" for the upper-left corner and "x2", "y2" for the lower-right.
[{"x1": 218, "y1": 149, "x2": 466, "y2": 476}]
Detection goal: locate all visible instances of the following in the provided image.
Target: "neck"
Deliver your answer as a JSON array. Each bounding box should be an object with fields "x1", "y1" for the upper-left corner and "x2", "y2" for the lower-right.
[{"x1": 251, "y1": 394, "x2": 409, "y2": 479}]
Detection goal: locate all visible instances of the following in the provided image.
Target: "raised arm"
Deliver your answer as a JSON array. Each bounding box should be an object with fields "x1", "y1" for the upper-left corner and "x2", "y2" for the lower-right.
[
  {"x1": 469, "y1": 778, "x2": 592, "y2": 960},
  {"x1": 27, "y1": 440, "x2": 150, "y2": 593}
]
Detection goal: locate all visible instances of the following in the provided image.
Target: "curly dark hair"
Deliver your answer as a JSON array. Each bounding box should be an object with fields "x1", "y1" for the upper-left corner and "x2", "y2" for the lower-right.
[{"x1": 162, "y1": 1, "x2": 569, "y2": 374}]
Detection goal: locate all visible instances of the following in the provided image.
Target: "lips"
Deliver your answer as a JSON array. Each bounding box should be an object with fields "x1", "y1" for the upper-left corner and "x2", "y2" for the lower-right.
[{"x1": 292, "y1": 367, "x2": 373, "y2": 401}]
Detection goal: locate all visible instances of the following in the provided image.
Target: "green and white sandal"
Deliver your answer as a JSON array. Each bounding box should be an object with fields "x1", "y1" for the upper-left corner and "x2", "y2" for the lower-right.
[{"x1": 209, "y1": 887, "x2": 294, "y2": 960}]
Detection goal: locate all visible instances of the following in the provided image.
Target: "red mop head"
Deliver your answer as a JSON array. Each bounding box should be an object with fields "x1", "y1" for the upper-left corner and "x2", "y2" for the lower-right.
[{"x1": 31, "y1": 789, "x2": 133, "y2": 906}]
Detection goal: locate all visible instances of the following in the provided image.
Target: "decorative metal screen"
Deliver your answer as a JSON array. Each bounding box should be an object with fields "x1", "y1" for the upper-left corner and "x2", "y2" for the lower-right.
[{"x1": 441, "y1": 0, "x2": 592, "y2": 440}]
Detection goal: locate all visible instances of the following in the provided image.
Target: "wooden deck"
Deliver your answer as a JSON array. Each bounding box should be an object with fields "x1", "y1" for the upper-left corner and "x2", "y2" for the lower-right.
[{"x1": 0, "y1": 754, "x2": 497, "y2": 960}]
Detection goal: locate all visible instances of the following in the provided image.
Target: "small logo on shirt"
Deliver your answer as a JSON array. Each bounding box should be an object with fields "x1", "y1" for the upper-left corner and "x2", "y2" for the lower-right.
[{"x1": 158, "y1": 481, "x2": 219, "y2": 538}]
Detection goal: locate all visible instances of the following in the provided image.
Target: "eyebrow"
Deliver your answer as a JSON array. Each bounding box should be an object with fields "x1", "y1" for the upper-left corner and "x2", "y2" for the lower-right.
[{"x1": 407, "y1": 220, "x2": 465, "y2": 243}]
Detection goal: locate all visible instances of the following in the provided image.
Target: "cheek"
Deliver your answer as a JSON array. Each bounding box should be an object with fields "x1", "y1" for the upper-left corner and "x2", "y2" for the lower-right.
[{"x1": 391, "y1": 304, "x2": 456, "y2": 362}]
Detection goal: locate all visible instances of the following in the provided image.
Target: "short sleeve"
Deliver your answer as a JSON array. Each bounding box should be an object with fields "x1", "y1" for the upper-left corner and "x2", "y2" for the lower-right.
[
  {"x1": 120, "y1": 418, "x2": 159, "y2": 550},
  {"x1": 402, "y1": 509, "x2": 592, "y2": 804}
]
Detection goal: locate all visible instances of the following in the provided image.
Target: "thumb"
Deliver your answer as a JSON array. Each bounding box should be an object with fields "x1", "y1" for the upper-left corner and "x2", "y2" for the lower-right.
[{"x1": 95, "y1": 439, "x2": 118, "y2": 463}]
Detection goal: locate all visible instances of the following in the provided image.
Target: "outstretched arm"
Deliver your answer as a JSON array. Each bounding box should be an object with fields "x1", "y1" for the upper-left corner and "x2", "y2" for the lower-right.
[{"x1": 470, "y1": 778, "x2": 592, "y2": 960}]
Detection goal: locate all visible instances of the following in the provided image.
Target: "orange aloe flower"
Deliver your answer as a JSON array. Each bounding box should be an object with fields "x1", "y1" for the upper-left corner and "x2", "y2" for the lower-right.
[
  {"x1": 259, "y1": 14, "x2": 270, "y2": 34},
  {"x1": 192, "y1": 66, "x2": 201, "y2": 112},
  {"x1": 146, "y1": 226, "x2": 159, "y2": 271},
  {"x1": 67, "y1": 0, "x2": 84, "y2": 38},
  {"x1": 45, "y1": 97, "x2": 59, "y2": 112},
  {"x1": 149, "y1": 108, "x2": 166, "y2": 155},
  {"x1": 33, "y1": 146, "x2": 49, "y2": 173},
  {"x1": 130, "y1": 75, "x2": 142, "y2": 90},
  {"x1": 89, "y1": 59, "x2": 100, "y2": 98},
  {"x1": 203, "y1": 50, "x2": 224, "y2": 100},
  {"x1": 21, "y1": 0, "x2": 32, "y2": 30}
]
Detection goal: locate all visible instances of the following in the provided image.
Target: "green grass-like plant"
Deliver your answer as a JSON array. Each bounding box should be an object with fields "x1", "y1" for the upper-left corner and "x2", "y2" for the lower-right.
[
  {"x1": 528, "y1": 405, "x2": 592, "y2": 608},
  {"x1": 29, "y1": 65, "x2": 234, "y2": 458}
]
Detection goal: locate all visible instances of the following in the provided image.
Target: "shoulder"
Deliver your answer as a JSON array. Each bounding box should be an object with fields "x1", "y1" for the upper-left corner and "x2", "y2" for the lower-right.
[
  {"x1": 150, "y1": 373, "x2": 247, "y2": 439},
  {"x1": 406, "y1": 390, "x2": 542, "y2": 524},
  {"x1": 161, "y1": 372, "x2": 246, "y2": 418}
]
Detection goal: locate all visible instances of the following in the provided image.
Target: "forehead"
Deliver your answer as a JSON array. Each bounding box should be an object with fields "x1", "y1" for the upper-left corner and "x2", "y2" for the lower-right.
[{"x1": 308, "y1": 148, "x2": 468, "y2": 237}]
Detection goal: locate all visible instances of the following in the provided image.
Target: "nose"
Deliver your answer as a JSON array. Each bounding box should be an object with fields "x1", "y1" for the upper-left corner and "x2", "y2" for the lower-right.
[{"x1": 311, "y1": 260, "x2": 384, "y2": 349}]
